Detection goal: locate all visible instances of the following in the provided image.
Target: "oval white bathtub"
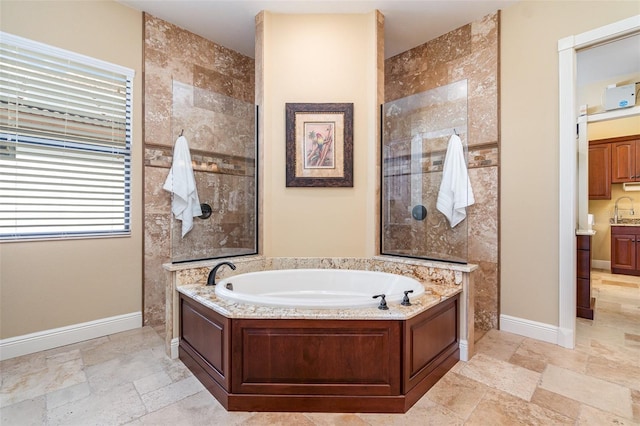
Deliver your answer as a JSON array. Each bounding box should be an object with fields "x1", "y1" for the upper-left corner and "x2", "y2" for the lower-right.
[{"x1": 214, "y1": 269, "x2": 425, "y2": 309}]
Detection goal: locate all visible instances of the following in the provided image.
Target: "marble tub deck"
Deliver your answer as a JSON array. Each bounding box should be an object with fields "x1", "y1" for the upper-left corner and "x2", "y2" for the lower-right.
[
  {"x1": 177, "y1": 280, "x2": 461, "y2": 320},
  {"x1": 164, "y1": 256, "x2": 478, "y2": 360},
  {"x1": 2, "y1": 268, "x2": 639, "y2": 424}
]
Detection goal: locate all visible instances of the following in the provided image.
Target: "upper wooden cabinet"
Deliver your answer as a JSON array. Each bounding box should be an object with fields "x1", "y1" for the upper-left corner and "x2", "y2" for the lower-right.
[
  {"x1": 611, "y1": 138, "x2": 640, "y2": 183},
  {"x1": 589, "y1": 143, "x2": 611, "y2": 200}
]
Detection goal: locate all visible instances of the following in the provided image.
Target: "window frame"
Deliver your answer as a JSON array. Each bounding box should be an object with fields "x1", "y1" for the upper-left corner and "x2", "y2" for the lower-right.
[{"x1": 0, "y1": 32, "x2": 134, "y2": 242}]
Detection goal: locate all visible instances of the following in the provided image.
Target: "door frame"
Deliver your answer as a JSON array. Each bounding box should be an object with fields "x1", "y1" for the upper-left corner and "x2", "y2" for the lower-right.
[{"x1": 558, "y1": 15, "x2": 640, "y2": 349}]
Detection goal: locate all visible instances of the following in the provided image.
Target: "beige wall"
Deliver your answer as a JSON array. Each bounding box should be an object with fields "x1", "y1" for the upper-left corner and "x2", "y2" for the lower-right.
[
  {"x1": 259, "y1": 12, "x2": 381, "y2": 257},
  {"x1": 501, "y1": 1, "x2": 639, "y2": 325},
  {"x1": 0, "y1": 1, "x2": 143, "y2": 338},
  {"x1": 590, "y1": 184, "x2": 628, "y2": 262}
]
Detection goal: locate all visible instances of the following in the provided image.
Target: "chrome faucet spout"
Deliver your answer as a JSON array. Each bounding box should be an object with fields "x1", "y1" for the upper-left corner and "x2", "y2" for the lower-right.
[{"x1": 614, "y1": 196, "x2": 635, "y2": 223}]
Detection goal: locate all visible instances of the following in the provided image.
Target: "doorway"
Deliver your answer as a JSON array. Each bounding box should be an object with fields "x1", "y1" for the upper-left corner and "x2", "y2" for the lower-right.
[{"x1": 558, "y1": 15, "x2": 640, "y2": 349}]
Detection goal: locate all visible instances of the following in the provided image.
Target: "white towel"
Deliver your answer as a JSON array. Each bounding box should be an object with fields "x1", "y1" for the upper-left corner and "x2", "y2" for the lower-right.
[
  {"x1": 436, "y1": 134, "x2": 475, "y2": 228},
  {"x1": 163, "y1": 136, "x2": 202, "y2": 237}
]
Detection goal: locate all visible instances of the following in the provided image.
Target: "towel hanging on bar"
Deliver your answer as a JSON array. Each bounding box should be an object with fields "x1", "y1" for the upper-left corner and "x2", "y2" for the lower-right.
[
  {"x1": 163, "y1": 135, "x2": 202, "y2": 237},
  {"x1": 436, "y1": 134, "x2": 475, "y2": 228}
]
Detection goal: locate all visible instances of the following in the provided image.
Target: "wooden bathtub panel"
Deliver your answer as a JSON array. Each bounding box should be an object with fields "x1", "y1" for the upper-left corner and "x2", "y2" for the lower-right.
[
  {"x1": 178, "y1": 292, "x2": 460, "y2": 412},
  {"x1": 403, "y1": 295, "x2": 459, "y2": 393},
  {"x1": 180, "y1": 295, "x2": 230, "y2": 391},
  {"x1": 231, "y1": 319, "x2": 402, "y2": 396}
]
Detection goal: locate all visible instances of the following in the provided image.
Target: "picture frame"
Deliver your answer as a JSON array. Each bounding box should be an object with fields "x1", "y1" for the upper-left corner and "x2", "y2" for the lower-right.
[{"x1": 285, "y1": 103, "x2": 354, "y2": 187}]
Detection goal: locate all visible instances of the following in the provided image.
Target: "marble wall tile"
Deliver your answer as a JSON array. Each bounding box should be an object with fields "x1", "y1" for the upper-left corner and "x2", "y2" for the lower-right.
[
  {"x1": 472, "y1": 261, "x2": 498, "y2": 331},
  {"x1": 384, "y1": 12, "x2": 499, "y2": 331},
  {"x1": 467, "y1": 167, "x2": 498, "y2": 264},
  {"x1": 143, "y1": 14, "x2": 255, "y2": 328}
]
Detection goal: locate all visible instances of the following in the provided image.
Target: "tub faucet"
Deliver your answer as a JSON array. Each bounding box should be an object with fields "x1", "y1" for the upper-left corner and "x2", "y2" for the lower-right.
[
  {"x1": 614, "y1": 196, "x2": 635, "y2": 223},
  {"x1": 373, "y1": 294, "x2": 389, "y2": 310},
  {"x1": 207, "y1": 261, "x2": 236, "y2": 286}
]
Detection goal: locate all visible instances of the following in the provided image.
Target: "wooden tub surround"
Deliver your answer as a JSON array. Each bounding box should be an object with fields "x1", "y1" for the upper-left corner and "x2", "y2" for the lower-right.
[{"x1": 178, "y1": 282, "x2": 462, "y2": 413}]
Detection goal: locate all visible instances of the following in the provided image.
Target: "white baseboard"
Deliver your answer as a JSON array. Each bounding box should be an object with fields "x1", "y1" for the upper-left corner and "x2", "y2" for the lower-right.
[
  {"x1": 500, "y1": 314, "x2": 560, "y2": 345},
  {"x1": 170, "y1": 337, "x2": 179, "y2": 359},
  {"x1": 592, "y1": 259, "x2": 610, "y2": 271},
  {"x1": 0, "y1": 312, "x2": 142, "y2": 361},
  {"x1": 459, "y1": 339, "x2": 469, "y2": 362}
]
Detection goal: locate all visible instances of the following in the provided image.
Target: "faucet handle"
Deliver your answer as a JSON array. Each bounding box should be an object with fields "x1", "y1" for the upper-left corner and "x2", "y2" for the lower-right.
[
  {"x1": 401, "y1": 290, "x2": 414, "y2": 306},
  {"x1": 372, "y1": 294, "x2": 389, "y2": 310}
]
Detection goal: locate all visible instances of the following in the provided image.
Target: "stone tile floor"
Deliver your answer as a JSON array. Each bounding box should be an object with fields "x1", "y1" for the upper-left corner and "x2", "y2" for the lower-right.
[{"x1": 1, "y1": 269, "x2": 639, "y2": 425}]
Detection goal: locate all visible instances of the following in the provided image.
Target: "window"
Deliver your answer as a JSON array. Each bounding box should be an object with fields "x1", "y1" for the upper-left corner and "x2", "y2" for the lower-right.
[{"x1": 0, "y1": 32, "x2": 133, "y2": 241}]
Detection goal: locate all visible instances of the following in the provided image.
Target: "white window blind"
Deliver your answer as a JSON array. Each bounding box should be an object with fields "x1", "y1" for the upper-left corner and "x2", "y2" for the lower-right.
[{"x1": 0, "y1": 32, "x2": 133, "y2": 241}]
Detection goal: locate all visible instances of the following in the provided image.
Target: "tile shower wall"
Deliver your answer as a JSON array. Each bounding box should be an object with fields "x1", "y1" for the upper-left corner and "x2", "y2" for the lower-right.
[
  {"x1": 385, "y1": 12, "x2": 499, "y2": 331},
  {"x1": 382, "y1": 81, "x2": 469, "y2": 263},
  {"x1": 143, "y1": 14, "x2": 255, "y2": 327}
]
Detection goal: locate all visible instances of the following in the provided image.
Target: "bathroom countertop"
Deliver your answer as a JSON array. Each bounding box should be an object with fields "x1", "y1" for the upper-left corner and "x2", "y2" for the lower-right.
[
  {"x1": 176, "y1": 282, "x2": 462, "y2": 321},
  {"x1": 610, "y1": 218, "x2": 640, "y2": 226}
]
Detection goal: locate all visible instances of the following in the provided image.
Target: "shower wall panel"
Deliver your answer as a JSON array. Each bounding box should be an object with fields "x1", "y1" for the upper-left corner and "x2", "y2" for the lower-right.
[
  {"x1": 143, "y1": 14, "x2": 255, "y2": 328},
  {"x1": 382, "y1": 80, "x2": 469, "y2": 263},
  {"x1": 170, "y1": 81, "x2": 256, "y2": 262},
  {"x1": 385, "y1": 12, "x2": 499, "y2": 331}
]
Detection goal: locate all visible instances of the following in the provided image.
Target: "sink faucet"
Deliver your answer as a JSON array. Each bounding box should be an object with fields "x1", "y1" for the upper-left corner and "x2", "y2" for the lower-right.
[
  {"x1": 206, "y1": 261, "x2": 236, "y2": 286},
  {"x1": 614, "y1": 196, "x2": 635, "y2": 223}
]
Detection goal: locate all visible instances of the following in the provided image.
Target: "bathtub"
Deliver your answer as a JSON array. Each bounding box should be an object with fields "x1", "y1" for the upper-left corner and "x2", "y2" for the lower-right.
[{"x1": 214, "y1": 269, "x2": 425, "y2": 308}]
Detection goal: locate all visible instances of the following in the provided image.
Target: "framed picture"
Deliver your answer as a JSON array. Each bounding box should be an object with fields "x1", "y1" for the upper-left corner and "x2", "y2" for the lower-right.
[{"x1": 285, "y1": 103, "x2": 354, "y2": 187}]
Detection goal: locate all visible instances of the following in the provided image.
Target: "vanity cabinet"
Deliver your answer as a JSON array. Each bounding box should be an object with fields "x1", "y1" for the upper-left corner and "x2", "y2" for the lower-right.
[
  {"x1": 589, "y1": 143, "x2": 611, "y2": 199},
  {"x1": 611, "y1": 226, "x2": 640, "y2": 276},
  {"x1": 611, "y1": 138, "x2": 640, "y2": 183},
  {"x1": 576, "y1": 234, "x2": 594, "y2": 320}
]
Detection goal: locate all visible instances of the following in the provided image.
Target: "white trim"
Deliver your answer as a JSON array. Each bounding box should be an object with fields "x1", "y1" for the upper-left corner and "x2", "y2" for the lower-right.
[
  {"x1": 557, "y1": 15, "x2": 640, "y2": 351},
  {"x1": 588, "y1": 105, "x2": 640, "y2": 123},
  {"x1": 558, "y1": 38, "x2": 578, "y2": 350},
  {"x1": 459, "y1": 339, "x2": 469, "y2": 362},
  {"x1": 556, "y1": 325, "x2": 575, "y2": 349},
  {"x1": 170, "y1": 337, "x2": 180, "y2": 359},
  {"x1": 592, "y1": 259, "x2": 611, "y2": 271},
  {"x1": 574, "y1": 15, "x2": 640, "y2": 48},
  {"x1": 500, "y1": 314, "x2": 560, "y2": 345},
  {"x1": 0, "y1": 312, "x2": 142, "y2": 361}
]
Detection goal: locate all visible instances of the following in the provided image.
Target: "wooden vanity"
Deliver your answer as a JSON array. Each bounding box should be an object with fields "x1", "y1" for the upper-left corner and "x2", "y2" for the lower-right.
[
  {"x1": 178, "y1": 292, "x2": 460, "y2": 413},
  {"x1": 576, "y1": 234, "x2": 595, "y2": 319}
]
